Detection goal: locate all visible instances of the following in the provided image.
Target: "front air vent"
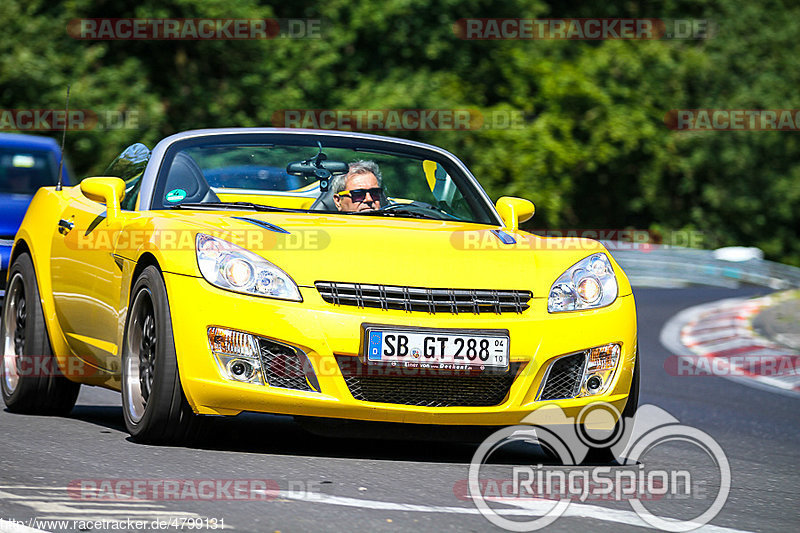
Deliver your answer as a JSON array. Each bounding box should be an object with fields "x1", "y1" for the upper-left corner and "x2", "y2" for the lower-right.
[
  {"x1": 336, "y1": 355, "x2": 520, "y2": 407},
  {"x1": 257, "y1": 337, "x2": 318, "y2": 392},
  {"x1": 316, "y1": 282, "x2": 531, "y2": 314},
  {"x1": 538, "y1": 352, "x2": 586, "y2": 400}
]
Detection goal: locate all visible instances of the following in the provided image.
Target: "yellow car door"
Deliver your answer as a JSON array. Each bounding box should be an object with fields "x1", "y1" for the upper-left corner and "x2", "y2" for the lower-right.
[{"x1": 50, "y1": 193, "x2": 125, "y2": 372}]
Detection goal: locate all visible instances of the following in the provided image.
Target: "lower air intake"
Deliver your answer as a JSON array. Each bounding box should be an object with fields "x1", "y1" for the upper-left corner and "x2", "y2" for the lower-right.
[
  {"x1": 336, "y1": 356, "x2": 519, "y2": 407},
  {"x1": 258, "y1": 338, "x2": 316, "y2": 392},
  {"x1": 539, "y1": 352, "x2": 586, "y2": 400}
]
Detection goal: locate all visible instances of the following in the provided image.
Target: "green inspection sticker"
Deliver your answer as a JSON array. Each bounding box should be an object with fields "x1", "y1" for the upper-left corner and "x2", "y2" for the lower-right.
[{"x1": 166, "y1": 188, "x2": 187, "y2": 202}]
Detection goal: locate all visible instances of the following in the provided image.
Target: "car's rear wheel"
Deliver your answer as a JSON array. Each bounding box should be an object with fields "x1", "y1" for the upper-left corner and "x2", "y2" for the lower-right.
[
  {"x1": 1, "y1": 253, "x2": 80, "y2": 414},
  {"x1": 121, "y1": 265, "x2": 200, "y2": 443}
]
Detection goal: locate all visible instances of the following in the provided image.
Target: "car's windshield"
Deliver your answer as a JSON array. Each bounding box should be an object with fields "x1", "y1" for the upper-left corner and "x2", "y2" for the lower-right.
[
  {"x1": 0, "y1": 147, "x2": 57, "y2": 195},
  {"x1": 152, "y1": 137, "x2": 497, "y2": 224}
]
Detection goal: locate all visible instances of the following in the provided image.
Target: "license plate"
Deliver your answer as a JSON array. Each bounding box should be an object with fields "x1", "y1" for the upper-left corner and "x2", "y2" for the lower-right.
[{"x1": 364, "y1": 327, "x2": 509, "y2": 371}]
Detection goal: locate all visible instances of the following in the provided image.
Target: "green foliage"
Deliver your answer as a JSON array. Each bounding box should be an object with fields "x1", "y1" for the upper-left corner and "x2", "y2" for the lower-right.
[{"x1": 1, "y1": 0, "x2": 798, "y2": 264}]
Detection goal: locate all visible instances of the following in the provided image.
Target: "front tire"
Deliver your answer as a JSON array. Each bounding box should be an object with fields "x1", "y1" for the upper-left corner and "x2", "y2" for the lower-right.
[
  {"x1": 580, "y1": 349, "x2": 640, "y2": 464},
  {"x1": 1, "y1": 253, "x2": 80, "y2": 414},
  {"x1": 121, "y1": 265, "x2": 199, "y2": 443}
]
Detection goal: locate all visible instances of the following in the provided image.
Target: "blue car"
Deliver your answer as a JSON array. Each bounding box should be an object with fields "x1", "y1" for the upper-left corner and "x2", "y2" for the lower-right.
[{"x1": 0, "y1": 133, "x2": 71, "y2": 293}]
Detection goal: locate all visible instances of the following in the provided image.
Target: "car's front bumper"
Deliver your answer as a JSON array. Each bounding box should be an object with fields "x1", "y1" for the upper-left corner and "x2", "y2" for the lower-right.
[{"x1": 164, "y1": 273, "x2": 638, "y2": 426}]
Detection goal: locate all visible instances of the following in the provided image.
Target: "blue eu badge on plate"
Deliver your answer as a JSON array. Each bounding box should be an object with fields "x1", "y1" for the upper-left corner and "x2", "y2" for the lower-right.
[{"x1": 367, "y1": 331, "x2": 383, "y2": 361}]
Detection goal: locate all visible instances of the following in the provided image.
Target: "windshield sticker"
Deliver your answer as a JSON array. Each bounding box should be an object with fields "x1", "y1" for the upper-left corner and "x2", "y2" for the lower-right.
[
  {"x1": 12, "y1": 154, "x2": 35, "y2": 168},
  {"x1": 165, "y1": 188, "x2": 187, "y2": 202}
]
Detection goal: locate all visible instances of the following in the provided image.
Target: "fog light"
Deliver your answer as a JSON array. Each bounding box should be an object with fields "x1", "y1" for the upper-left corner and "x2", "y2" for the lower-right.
[
  {"x1": 586, "y1": 374, "x2": 603, "y2": 391},
  {"x1": 579, "y1": 343, "x2": 622, "y2": 397},
  {"x1": 226, "y1": 359, "x2": 255, "y2": 382},
  {"x1": 208, "y1": 327, "x2": 263, "y2": 385}
]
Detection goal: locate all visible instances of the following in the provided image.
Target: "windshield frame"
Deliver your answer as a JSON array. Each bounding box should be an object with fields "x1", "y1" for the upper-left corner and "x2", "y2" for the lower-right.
[{"x1": 142, "y1": 129, "x2": 503, "y2": 226}]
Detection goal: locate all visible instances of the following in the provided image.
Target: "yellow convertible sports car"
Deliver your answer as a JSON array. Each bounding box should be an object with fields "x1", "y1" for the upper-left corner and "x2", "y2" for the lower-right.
[{"x1": 1, "y1": 128, "x2": 638, "y2": 445}]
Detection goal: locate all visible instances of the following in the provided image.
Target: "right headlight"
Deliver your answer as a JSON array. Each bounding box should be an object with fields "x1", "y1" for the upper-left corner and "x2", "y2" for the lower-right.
[
  {"x1": 196, "y1": 233, "x2": 302, "y2": 301},
  {"x1": 547, "y1": 253, "x2": 618, "y2": 313}
]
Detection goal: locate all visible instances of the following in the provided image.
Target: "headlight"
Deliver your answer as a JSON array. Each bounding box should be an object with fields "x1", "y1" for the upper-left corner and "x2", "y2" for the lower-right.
[
  {"x1": 548, "y1": 253, "x2": 617, "y2": 312},
  {"x1": 196, "y1": 233, "x2": 302, "y2": 301}
]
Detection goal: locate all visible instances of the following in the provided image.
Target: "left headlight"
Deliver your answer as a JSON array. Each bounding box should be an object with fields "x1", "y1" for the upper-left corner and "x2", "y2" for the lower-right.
[
  {"x1": 196, "y1": 233, "x2": 302, "y2": 301},
  {"x1": 548, "y1": 253, "x2": 617, "y2": 313}
]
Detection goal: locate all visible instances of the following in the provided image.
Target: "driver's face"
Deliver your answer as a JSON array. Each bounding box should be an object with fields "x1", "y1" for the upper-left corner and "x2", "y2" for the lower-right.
[{"x1": 334, "y1": 172, "x2": 381, "y2": 212}]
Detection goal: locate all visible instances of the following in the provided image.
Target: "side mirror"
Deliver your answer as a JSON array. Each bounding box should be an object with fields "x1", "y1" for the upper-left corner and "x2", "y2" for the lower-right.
[
  {"x1": 80, "y1": 177, "x2": 126, "y2": 220},
  {"x1": 495, "y1": 196, "x2": 535, "y2": 231}
]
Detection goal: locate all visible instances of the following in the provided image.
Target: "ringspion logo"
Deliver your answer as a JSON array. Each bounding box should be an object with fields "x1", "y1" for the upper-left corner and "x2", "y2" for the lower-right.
[{"x1": 468, "y1": 403, "x2": 731, "y2": 531}]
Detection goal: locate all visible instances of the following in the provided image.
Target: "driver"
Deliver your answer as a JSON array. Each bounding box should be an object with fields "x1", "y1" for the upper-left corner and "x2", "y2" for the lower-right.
[{"x1": 331, "y1": 160, "x2": 383, "y2": 212}]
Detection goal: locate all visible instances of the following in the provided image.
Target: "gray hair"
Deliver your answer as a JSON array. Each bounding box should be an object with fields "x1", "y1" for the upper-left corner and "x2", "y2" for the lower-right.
[{"x1": 331, "y1": 160, "x2": 382, "y2": 194}]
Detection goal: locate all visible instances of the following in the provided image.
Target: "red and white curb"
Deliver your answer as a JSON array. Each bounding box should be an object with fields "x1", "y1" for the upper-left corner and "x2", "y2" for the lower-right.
[{"x1": 660, "y1": 295, "x2": 800, "y2": 398}]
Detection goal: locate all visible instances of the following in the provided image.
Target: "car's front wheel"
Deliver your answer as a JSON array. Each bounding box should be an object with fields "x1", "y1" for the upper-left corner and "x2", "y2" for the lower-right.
[
  {"x1": 121, "y1": 265, "x2": 200, "y2": 443},
  {"x1": 579, "y1": 349, "x2": 640, "y2": 465},
  {"x1": 1, "y1": 252, "x2": 80, "y2": 414}
]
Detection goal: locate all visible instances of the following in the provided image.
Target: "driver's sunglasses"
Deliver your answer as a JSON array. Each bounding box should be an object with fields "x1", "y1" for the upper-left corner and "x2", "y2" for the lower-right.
[{"x1": 336, "y1": 187, "x2": 382, "y2": 203}]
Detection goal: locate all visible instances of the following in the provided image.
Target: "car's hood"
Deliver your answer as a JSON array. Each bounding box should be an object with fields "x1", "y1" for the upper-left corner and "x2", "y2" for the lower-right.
[
  {"x1": 130, "y1": 211, "x2": 630, "y2": 297},
  {"x1": 0, "y1": 193, "x2": 34, "y2": 237}
]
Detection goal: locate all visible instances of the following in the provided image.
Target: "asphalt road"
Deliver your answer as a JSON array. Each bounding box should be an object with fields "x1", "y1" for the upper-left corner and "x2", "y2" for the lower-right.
[{"x1": 1, "y1": 287, "x2": 798, "y2": 533}]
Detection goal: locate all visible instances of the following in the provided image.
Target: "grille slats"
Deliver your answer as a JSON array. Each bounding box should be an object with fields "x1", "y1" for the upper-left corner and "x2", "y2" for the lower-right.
[
  {"x1": 539, "y1": 352, "x2": 586, "y2": 400},
  {"x1": 336, "y1": 356, "x2": 519, "y2": 407},
  {"x1": 258, "y1": 338, "x2": 315, "y2": 391},
  {"x1": 316, "y1": 282, "x2": 531, "y2": 314}
]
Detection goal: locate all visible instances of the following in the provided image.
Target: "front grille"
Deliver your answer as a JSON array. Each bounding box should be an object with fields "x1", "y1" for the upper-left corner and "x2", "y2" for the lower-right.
[
  {"x1": 538, "y1": 352, "x2": 586, "y2": 400},
  {"x1": 336, "y1": 355, "x2": 520, "y2": 407},
  {"x1": 316, "y1": 282, "x2": 531, "y2": 314},
  {"x1": 257, "y1": 338, "x2": 317, "y2": 392}
]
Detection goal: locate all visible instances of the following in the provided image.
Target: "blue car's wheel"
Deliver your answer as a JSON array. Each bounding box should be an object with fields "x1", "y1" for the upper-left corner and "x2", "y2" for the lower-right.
[
  {"x1": 1, "y1": 253, "x2": 80, "y2": 414},
  {"x1": 121, "y1": 265, "x2": 200, "y2": 443}
]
